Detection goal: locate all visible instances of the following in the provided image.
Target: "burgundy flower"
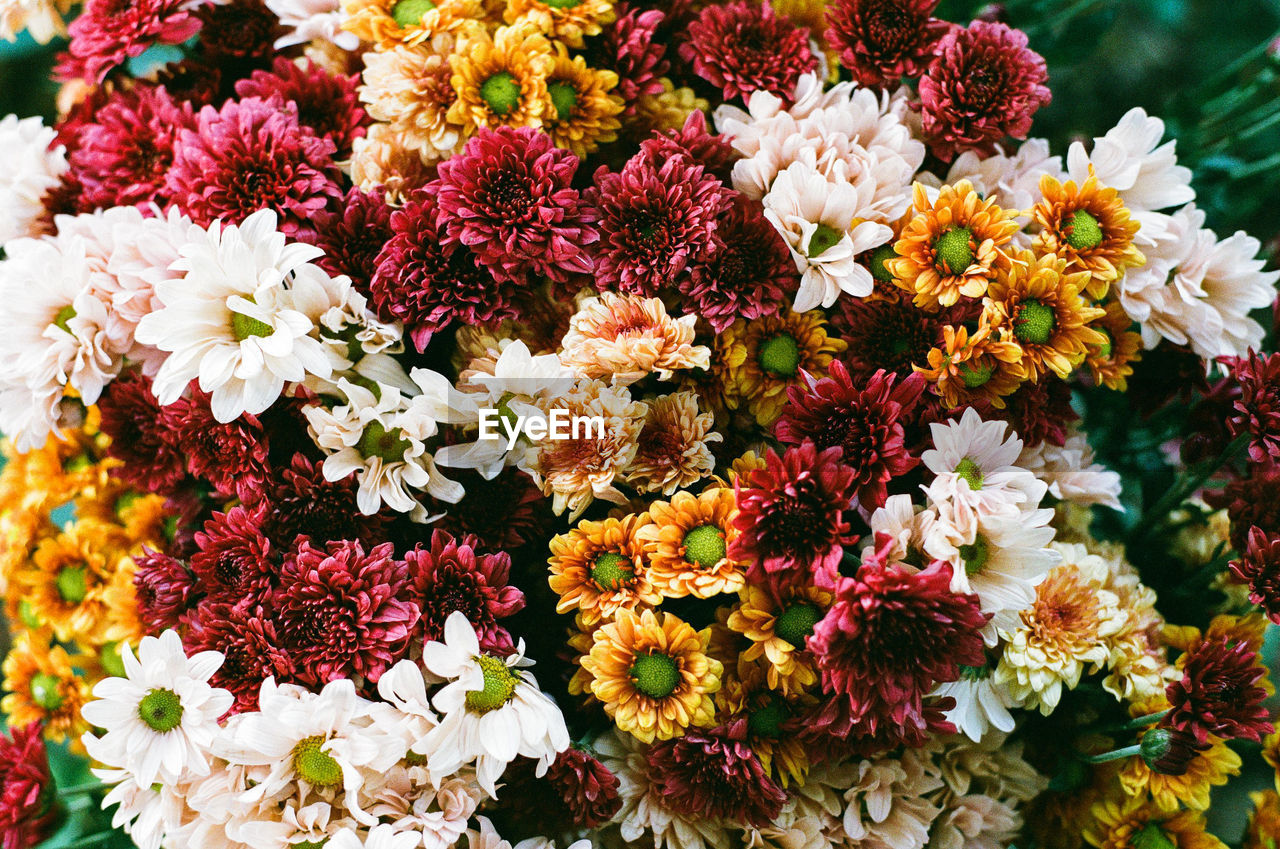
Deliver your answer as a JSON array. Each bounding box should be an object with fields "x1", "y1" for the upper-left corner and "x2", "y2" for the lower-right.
[
  {"x1": 165, "y1": 96, "x2": 342, "y2": 238},
  {"x1": 153, "y1": 58, "x2": 224, "y2": 107},
  {"x1": 808, "y1": 535, "x2": 988, "y2": 744},
  {"x1": 1162, "y1": 632, "x2": 1271, "y2": 745},
  {"x1": 403, "y1": 529, "x2": 524, "y2": 652},
  {"x1": 274, "y1": 539, "x2": 419, "y2": 685},
  {"x1": 305, "y1": 187, "x2": 393, "y2": 294},
  {"x1": 427, "y1": 465, "x2": 553, "y2": 552},
  {"x1": 0, "y1": 723, "x2": 57, "y2": 849},
  {"x1": 588, "y1": 4, "x2": 669, "y2": 114},
  {"x1": 234, "y1": 57, "x2": 368, "y2": 156},
  {"x1": 994, "y1": 376, "x2": 1076, "y2": 449},
  {"x1": 729, "y1": 441, "x2": 859, "y2": 591},
  {"x1": 679, "y1": 1, "x2": 817, "y2": 103},
  {"x1": 587, "y1": 149, "x2": 731, "y2": 296},
  {"x1": 69, "y1": 85, "x2": 194, "y2": 210},
  {"x1": 195, "y1": 0, "x2": 283, "y2": 62},
  {"x1": 824, "y1": 0, "x2": 949, "y2": 87},
  {"x1": 1231, "y1": 526, "x2": 1280, "y2": 624},
  {"x1": 371, "y1": 191, "x2": 521, "y2": 351},
  {"x1": 184, "y1": 600, "x2": 293, "y2": 713},
  {"x1": 259, "y1": 453, "x2": 388, "y2": 549},
  {"x1": 1126, "y1": 342, "x2": 1213, "y2": 419},
  {"x1": 678, "y1": 193, "x2": 794, "y2": 332},
  {"x1": 1209, "y1": 458, "x2": 1280, "y2": 551},
  {"x1": 640, "y1": 111, "x2": 740, "y2": 185},
  {"x1": 132, "y1": 549, "x2": 199, "y2": 633},
  {"x1": 432, "y1": 126, "x2": 595, "y2": 285},
  {"x1": 918, "y1": 20, "x2": 1051, "y2": 160},
  {"x1": 647, "y1": 727, "x2": 787, "y2": 827},
  {"x1": 189, "y1": 505, "x2": 277, "y2": 604},
  {"x1": 803, "y1": 689, "x2": 953, "y2": 755},
  {"x1": 62, "y1": 0, "x2": 202, "y2": 83},
  {"x1": 1220, "y1": 350, "x2": 1280, "y2": 463},
  {"x1": 487, "y1": 748, "x2": 622, "y2": 837},
  {"x1": 159, "y1": 389, "x2": 271, "y2": 502},
  {"x1": 832, "y1": 295, "x2": 947, "y2": 381},
  {"x1": 97, "y1": 372, "x2": 187, "y2": 495}
]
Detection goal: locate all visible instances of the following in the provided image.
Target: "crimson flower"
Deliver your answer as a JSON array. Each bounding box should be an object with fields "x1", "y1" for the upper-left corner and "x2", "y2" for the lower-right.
[
  {"x1": 96, "y1": 372, "x2": 187, "y2": 495},
  {"x1": 1163, "y1": 632, "x2": 1271, "y2": 745},
  {"x1": 1221, "y1": 350, "x2": 1280, "y2": 463},
  {"x1": 403, "y1": 530, "x2": 524, "y2": 653},
  {"x1": 679, "y1": 1, "x2": 817, "y2": 102},
  {"x1": 646, "y1": 727, "x2": 787, "y2": 827},
  {"x1": 63, "y1": 0, "x2": 202, "y2": 83},
  {"x1": 0, "y1": 723, "x2": 57, "y2": 849},
  {"x1": 1230, "y1": 526, "x2": 1280, "y2": 624},
  {"x1": 132, "y1": 549, "x2": 199, "y2": 633},
  {"x1": 825, "y1": 0, "x2": 949, "y2": 87},
  {"x1": 184, "y1": 600, "x2": 294, "y2": 713}
]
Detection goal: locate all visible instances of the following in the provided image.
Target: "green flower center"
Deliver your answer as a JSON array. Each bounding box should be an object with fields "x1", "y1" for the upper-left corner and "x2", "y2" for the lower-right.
[
  {"x1": 774, "y1": 602, "x2": 821, "y2": 648},
  {"x1": 480, "y1": 72, "x2": 521, "y2": 116},
  {"x1": 955, "y1": 457, "x2": 984, "y2": 490},
  {"x1": 958, "y1": 663, "x2": 991, "y2": 681},
  {"x1": 868, "y1": 243, "x2": 898, "y2": 282},
  {"x1": 630, "y1": 652, "x2": 680, "y2": 699},
  {"x1": 18, "y1": 600, "x2": 41, "y2": 630},
  {"x1": 590, "y1": 552, "x2": 634, "y2": 591},
  {"x1": 1096, "y1": 328, "x2": 1114, "y2": 360},
  {"x1": 758, "y1": 333, "x2": 800, "y2": 377},
  {"x1": 747, "y1": 699, "x2": 788, "y2": 738},
  {"x1": 958, "y1": 360, "x2": 995, "y2": 388},
  {"x1": 231, "y1": 311, "x2": 273, "y2": 341},
  {"x1": 99, "y1": 642, "x2": 127, "y2": 678},
  {"x1": 934, "y1": 226, "x2": 974, "y2": 275},
  {"x1": 1131, "y1": 824, "x2": 1176, "y2": 849},
  {"x1": 543, "y1": 0, "x2": 582, "y2": 7},
  {"x1": 390, "y1": 0, "x2": 434, "y2": 26},
  {"x1": 137, "y1": 688, "x2": 184, "y2": 733},
  {"x1": 682, "y1": 524, "x2": 726, "y2": 569},
  {"x1": 52, "y1": 304, "x2": 77, "y2": 334},
  {"x1": 1014, "y1": 299, "x2": 1056, "y2": 345},
  {"x1": 56, "y1": 566, "x2": 87, "y2": 603},
  {"x1": 465, "y1": 654, "x2": 518, "y2": 713},
  {"x1": 806, "y1": 223, "x2": 843, "y2": 258},
  {"x1": 359, "y1": 421, "x2": 411, "y2": 463},
  {"x1": 294, "y1": 841, "x2": 329, "y2": 849},
  {"x1": 29, "y1": 673, "x2": 63, "y2": 711},
  {"x1": 292, "y1": 735, "x2": 343, "y2": 786},
  {"x1": 959, "y1": 535, "x2": 990, "y2": 575},
  {"x1": 548, "y1": 81, "x2": 577, "y2": 121},
  {"x1": 1065, "y1": 209, "x2": 1104, "y2": 251}
]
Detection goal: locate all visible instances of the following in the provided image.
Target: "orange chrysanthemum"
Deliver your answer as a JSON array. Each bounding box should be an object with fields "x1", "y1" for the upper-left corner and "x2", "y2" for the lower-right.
[
  {"x1": 548, "y1": 514, "x2": 662, "y2": 626},
  {"x1": 917, "y1": 319, "x2": 1026, "y2": 409},
  {"x1": 1032, "y1": 170, "x2": 1144, "y2": 299},
  {"x1": 983, "y1": 250, "x2": 1107, "y2": 381},
  {"x1": 447, "y1": 22, "x2": 555, "y2": 135},
  {"x1": 886, "y1": 180, "x2": 1021, "y2": 309},
  {"x1": 342, "y1": 0, "x2": 481, "y2": 48},
  {"x1": 1083, "y1": 797, "x2": 1227, "y2": 849},
  {"x1": 621, "y1": 392, "x2": 721, "y2": 496},
  {"x1": 1244, "y1": 790, "x2": 1280, "y2": 849},
  {"x1": 14, "y1": 519, "x2": 128, "y2": 645},
  {"x1": 580, "y1": 607, "x2": 722, "y2": 743},
  {"x1": 1, "y1": 635, "x2": 92, "y2": 743},
  {"x1": 635, "y1": 487, "x2": 743, "y2": 599},
  {"x1": 503, "y1": 0, "x2": 615, "y2": 47},
  {"x1": 1085, "y1": 298, "x2": 1143, "y2": 391},
  {"x1": 541, "y1": 45, "x2": 624, "y2": 157},
  {"x1": 725, "y1": 583, "x2": 829, "y2": 694}
]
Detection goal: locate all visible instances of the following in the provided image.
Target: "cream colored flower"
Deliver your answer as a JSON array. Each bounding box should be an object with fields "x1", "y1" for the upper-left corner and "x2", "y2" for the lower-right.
[
  {"x1": 559, "y1": 292, "x2": 709, "y2": 386},
  {"x1": 622, "y1": 391, "x2": 721, "y2": 495}
]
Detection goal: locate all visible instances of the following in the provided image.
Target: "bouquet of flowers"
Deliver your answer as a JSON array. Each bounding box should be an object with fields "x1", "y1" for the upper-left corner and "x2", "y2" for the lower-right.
[{"x1": 2, "y1": 0, "x2": 1280, "y2": 846}]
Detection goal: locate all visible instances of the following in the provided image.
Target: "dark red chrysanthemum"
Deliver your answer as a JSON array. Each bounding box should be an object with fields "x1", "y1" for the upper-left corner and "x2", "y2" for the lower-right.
[
  {"x1": 432, "y1": 126, "x2": 595, "y2": 285},
  {"x1": 258, "y1": 453, "x2": 388, "y2": 549},
  {"x1": 371, "y1": 191, "x2": 521, "y2": 351},
  {"x1": 195, "y1": 0, "x2": 283, "y2": 62},
  {"x1": 61, "y1": 0, "x2": 202, "y2": 83},
  {"x1": 831, "y1": 295, "x2": 946, "y2": 380},
  {"x1": 69, "y1": 85, "x2": 194, "y2": 210},
  {"x1": 1220, "y1": 350, "x2": 1280, "y2": 463},
  {"x1": 994, "y1": 375, "x2": 1076, "y2": 448},
  {"x1": 588, "y1": 4, "x2": 669, "y2": 114},
  {"x1": 132, "y1": 549, "x2": 199, "y2": 633},
  {"x1": 1125, "y1": 342, "x2": 1213, "y2": 419},
  {"x1": 488, "y1": 748, "x2": 622, "y2": 837},
  {"x1": 776, "y1": 364, "x2": 924, "y2": 510},
  {"x1": 807, "y1": 534, "x2": 988, "y2": 743},
  {"x1": 588, "y1": 149, "x2": 731, "y2": 296},
  {"x1": 0, "y1": 722, "x2": 57, "y2": 849},
  {"x1": 158, "y1": 389, "x2": 271, "y2": 503},
  {"x1": 234, "y1": 57, "x2": 368, "y2": 156},
  {"x1": 729, "y1": 440, "x2": 859, "y2": 591},
  {"x1": 1208, "y1": 459, "x2": 1280, "y2": 551},
  {"x1": 274, "y1": 539, "x2": 419, "y2": 686},
  {"x1": 426, "y1": 465, "x2": 553, "y2": 552},
  {"x1": 153, "y1": 58, "x2": 224, "y2": 107},
  {"x1": 646, "y1": 726, "x2": 787, "y2": 827},
  {"x1": 97, "y1": 372, "x2": 188, "y2": 495},
  {"x1": 1162, "y1": 632, "x2": 1272, "y2": 745},
  {"x1": 403, "y1": 529, "x2": 524, "y2": 653},
  {"x1": 189, "y1": 504, "x2": 277, "y2": 604},
  {"x1": 802, "y1": 688, "x2": 954, "y2": 756},
  {"x1": 678, "y1": 193, "x2": 794, "y2": 332},
  {"x1": 918, "y1": 20, "x2": 1051, "y2": 160},
  {"x1": 183, "y1": 600, "x2": 293, "y2": 713},
  {"x1": 1230, "y1": 526, "x2": 1280, "y2": 624},
  {"x1": 824, "y1": 0, "x2": 949, "y2": 87},
  {"x1": 640, "y1": 111, "x2": 740, "y2": 185},
  {"x1": 679, "y1": 1, "x2": 816, "y2": 103},
  {"x1": 165, "y1": 96, "x2": 342, "y2": 237},
  {"x1": 305, "y1": 187, "x2": 393, "y2": 294}
]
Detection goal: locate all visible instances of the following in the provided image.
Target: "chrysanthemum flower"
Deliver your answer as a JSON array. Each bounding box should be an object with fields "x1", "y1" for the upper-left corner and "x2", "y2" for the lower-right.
[
  {"x1": 0, "y1": 636, "x2": 91, "y2": 743},
  {"x1": 918, "y1": 21, "x2": 1051, "y2": 161},
  {"x1": 994, "y1": 374, "x2": 1078, "y2": 449},
  {"x1": 349, "y1": 123, "x2": 434, "y2": 202},
  {"x1": 623, "y1": 392, "x2": 720, "y2": 496},
  {"x1": 641, "y1": 108, "x2": 740, "y2": 183},
  {"x1": 1032, "y1": 170, "x2": 1144, "y2": 298},
  {"x1": 1164, "y1": 631, "x2": 1272, "y2": 745},
  {"x1": 1083, "y1": 797, "x2": 1227, "y2": 849},
  {"x1": 833, "y1": 293, "x2": 949, "y2": 380},
  {"x1": 1230, "y1": 527, "x2": 1280, "y2": 624},
  {"x1": 542, "y1": 45, "x2": 624, "y2": 157},
  {"x1": 306, "y1": 187, "x2": 393, "y2": 294},
  {"x1": 631, "y1": 78, "x2": 709, "y2": 135},
  {"x1": 427, "y1": 465, "x2": 553, "y2": 552},
  {"x1": 195, "y1": 0, "x2": 284, "y2": 61},
  {"x1": 405, "y1": 529, "x2": 524, "y2": 652},
  {"x1": 840, "y1": 748, "x2": 945, "y2": 849},
  {"x1": 16, "y1": 520, "x2": 123, "y2": 644},
  {"x1": 647, "y1": 726, "x2": 787, "y2": 828},
  {"x1": 560, "y1": 292, "x2": 709, "y2": 386},
  {"x1": 234, "y1": 57, "x2": 368, "y2": 156},
  {"x1": 717, "y1": 309, "x2": 847, "y2": 426},
  {"x1": 919, "y1": 320, "x2": 1027, "y2": 410},
  {"x1": 775, "y1": 362, "x2": 923, "y2": 510},
  {"x1": 1084, "y1": 298, "x2": 1143, "y2": 391},
  {"x1": 62, "y1": 0, "x2": 202, "y2": 83},
  {"x1": 490, "y1": 747, "x2": 622, "y2": 834},
  {"x1": 0, "y1": 722, "x2": 58, "y2": 849},
  {"x1": 159, "y1": 391, "x2": 271, "y2": 502},
  {"x1": 188, "y1": 504, "x2": 276, "y2": 604},
  {"x1": 635, "y1": 488, "x2": 742, "y2": 599},
  {"x1": 886, "y1": 180, "x2": 1021, "y2": 310},
  {"x1": 1119, "y1": 704, "x2": 1240, "y2": 812},
  {"x1": 1222, "y1": 350, "x2": 1280, "y2": 463},
  {"x1": 581, "y1": 608, "x2": 722, "y2": 743},
  {"x1": 726, "y1": 583, "x2": 830, "y2": 694},
  {"x1": 504, "y1": 0, "x2": 614, "y2": 47},
  {"x1": 983, "y1": 249, "x2": 1108, "y2": 381},
  {"x1": 548, "y1": 514, "x2": 661, "y2": 627},
  {"x1": 130, "y1": 550, "x2": 197, "y2": 634},
  {"x1": 182, "y1": 600, "x2": 293, "y2": 713},
  {"x1": 589, "y1": 4, "x2": 668, "y2": 113},
  {"x1": 824, "y1": 0, "x2": 948, "y2": 87},
  {"x1": 96, "y1": 373, "x2": 187, "y2": 495},
  {"x1": 447, "y1": 23, "x2": 555, "y2": 135},
  {"x1": 679, "y1": 1, "x2": 816, "y2": 103},
  {"x1": 0, "y1": 115, "x2": 67, "y2": 245},
  {"x1": 359, "y1": 41, "x2": 463, "y2": 164},
  {"x1": 341, "y1": 0, "x2": 480, "y2": 48}
]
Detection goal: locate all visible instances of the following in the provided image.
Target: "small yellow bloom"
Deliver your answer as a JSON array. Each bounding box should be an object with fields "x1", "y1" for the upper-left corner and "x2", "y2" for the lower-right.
[
  {"x1": 1, "y1": 634, "x2": 92, "y2": 743},
  {"x1": 1033, "y1": 169, "x2": 1144, "y2": 299},
  {"x1": 503, "y1": 0, "x2": 615, "y2": 48},
  {"x1": 636, "y1": 488, "x2": 742, "y2": 599},
  {"x1": 447, "y1": 22, "x2": 555, "y2": 135},
  {"x1": 548, "y1": 514, "x2": 661, "y2": 626}
]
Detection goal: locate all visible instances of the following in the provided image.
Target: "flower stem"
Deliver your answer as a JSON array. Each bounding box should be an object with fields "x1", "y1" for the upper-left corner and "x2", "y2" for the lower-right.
[
  {"x1": 1127, "y1": 433, "x2": 1250, "y2": 546},
  {"x1": 1080, "y1": 743, "x2": 1142, "y2": 764}
]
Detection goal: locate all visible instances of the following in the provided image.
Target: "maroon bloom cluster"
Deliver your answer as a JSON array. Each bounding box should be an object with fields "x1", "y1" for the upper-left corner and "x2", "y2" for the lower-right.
[{"x1": 0, "y1": 723, "x2": 57, "y2": 849}]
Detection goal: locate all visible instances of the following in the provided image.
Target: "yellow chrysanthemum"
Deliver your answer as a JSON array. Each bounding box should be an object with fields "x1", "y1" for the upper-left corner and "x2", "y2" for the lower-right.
[
  {"x1": 714, "y1": 660, "x2": 812, "y2": 787},
  {"x1": 548, "y1": 514, "x2": 661, "y2": 626},
  {"x1": 1, "y1": 634, "x2": 92, "y2": 743},
  {"x1": 540, "y1": 46, "x2": 623, "y2": 157},
  {"x1": 342, "y1": 0, "x2": 482, "y2": 49},
  {"x1": 886, "y1": 180, "x2": 1021, "y2": 310},
  {"x1": 447, "y1": 22, "x2": 555, "y2": 134},
  {"x1": 725, "y1": 583, "x2": 830, "y2": 695},
  {"x1": 1118, "y1": 696, "x2": 1240, "y2": 812},
  {"x1": 635, "y1": 487, "x2": 742, "y2": 599},
  {"x1": 503, "y1": 0, "x2": 615, "y2": 47},
  {"x1": 1244, "y1": 790, "x2": 1280, "y2": 849},
  {"x1": 717, "y1": 309, "x2": 846, "y2": 426},
  {"x1": 630, "y1": 78, "x2": 708, "y2": 134},
  {"x1": 917, "y1": 319, "x2": 1026, "y2": 410},
  {"x1": 580, "y1": 607, "x2": 722, "y2": 743},
  {"x1": 1085, "y1": 298, "x2": 1143, "y2": 391},
  {"x1": 1033, "y1": 169, "x2": 1144, "y2": 299},
  {"x1": 14, "y1": 519, "x2": 129, "y2": 645},
  {"x1": 1083, "y1": 797, "x2": 1227, "y2": 849}
]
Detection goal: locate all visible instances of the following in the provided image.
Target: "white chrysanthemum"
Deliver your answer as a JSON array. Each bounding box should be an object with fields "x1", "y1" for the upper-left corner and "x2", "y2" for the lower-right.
[
  {"x1": 862, "y1": 493, "x2": 931, "y2": 566},
  {"x1": 929, "y1": 796, "x2": 1020, "y2": 849},
  {"x1": 329, "y1": 823, "x2": 425, "y2": 849},
  {"x1": 1116, "y1": 203, "x2": 1277, "y2": 359},
  {"x1": 1017, "y1": 426, "x2": 1123, "y2": 510},
  {"x1": 930, "y1": 669, "x2": 1019, "y2": 743},
  {"x1": 367, "y1": 771, "x2": 482, "y2": 849},
  {"x1": 743, "y1": 759, "x2": 853, "y2": 849},
  {"x1": 228, "y1": 797, "x2": 359, "y2": 849},
  {"x1": 81, "y1": 631, "x2": 234, "y2": 790},
  {"x1": 761, "y1": 161, "x2": 894, "y2": 311},
  {"x1": 841, "y1": 749, "x2": 944, "y2": 849},
  {"x1": 419, "y1": 612, "x2": 569, "y2": 797},
  {"x1": 1066, "y1": 107, "x2": 1195, "y2": 218},
  {"x1": 265, "y1": 0, "x2": 359, "y2": 50},
  {"x1": 0, "y1": 114, "x2": 66, "y2": 244},
  {"x1": 134, "y1": 208, "x2": 342, "y2": 422},
  {"x1": 95, "y1": 767, "x2": 197, "y2": 849}
]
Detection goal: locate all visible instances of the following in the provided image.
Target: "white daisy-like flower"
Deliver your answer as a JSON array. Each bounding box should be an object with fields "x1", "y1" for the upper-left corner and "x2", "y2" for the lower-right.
[
  {"x1": 265, "y1": 0, "x2": 359, "y2": 50},
  {"x1": 372, "y1": 657, "x2": 440, "y2": 760},
  {"x1": 135, "y1": 208, "x2": 340, "y2": 423},
  {"x1": 930, "y1": 667, "x2": 1019, "y2": 743},
  {"x1": 862, "y1": 493, "x2": 931, "y2": 566},
  {"x1": 329, "y1": 824, "x2": 425, "y2": 849},
  {"x1": 81, "y1": 630, "x2": 234, "y2": 790},
  {"x1": 1017, "y1": 426, "x2": 1123, "y2": 510},
  {"x1": 94, "y1": 767, "x2": 195, "y2": 849},
  {"x1": 1066, "y1": 107, "x2": 1195, "y2": 218},
  {"x1": 419, "y1": 612, "x2": 569, "y2": 797},
  {"x1": 0, "y1": 114, "x2": 66, "y2": 245},
  {"x1": 762, "y1": 161, "x2": 894, "y2": 311},
  {"x1": 841, "y1": 748, "x2": 944, "y2": 849}
]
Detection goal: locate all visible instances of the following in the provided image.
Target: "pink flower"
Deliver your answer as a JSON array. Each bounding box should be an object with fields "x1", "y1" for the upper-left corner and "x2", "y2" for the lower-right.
[
  {"x1": 824, "y1": 0, "x2": 949, "y2": 87},
  {"x1": 1221, "y1": 350, "x2": 1280, "y2": 463},
  {"x1": 63, "y1": 0, "x2": 203, "y2": 83},
  {"x1": 404, "y1": 529, "x2": 524, "y2": 653},
  {"x1": 189, "y1": 504, "x2": 276, "y2": 605},
  {"x1": 234, "y1": 57, "x2": 369, "y2": 156},
  {"x1": 588, "y1": 4, "x2": 669, "y2": 114},
  {"x1": 647, "y1": 727, "x2": 787, "y2": 827},
  {"x1": 132, "y1": 549, "x2": 199, "y2": 633},
  {"x1": 0, "y1": 723, "x2": 57, "y2": 849},
  {"x1": 1163, "y1": 632, "x2": 1272, "y2": 745},
  {"x1": 184, "y1": 600, "x2": 294, "y2": 713},
  {"x1": 678, "y1": 1, "x2": 817, "y2": 102},
  {"x1": 1229, "y1": 526, "x2": 1280, "y2": 625}
]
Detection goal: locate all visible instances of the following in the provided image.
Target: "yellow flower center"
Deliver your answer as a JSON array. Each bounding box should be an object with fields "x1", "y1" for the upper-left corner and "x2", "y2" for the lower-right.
[
  {"x1": 389, "y1": 0, "x2": 434, "y2": 26},
  {"x1": 543, "y1": 0, "x2": 582, "y2": 7},
  {"x1": 806, "y1": 223, "x2": 843, "y2": 258},
  {"x1": 1065, "y1": 209, "x2": 1104, "y2": 251},
  {"x1": 56, "y1": 566, "x2": 87, "y2": 603},
  {"x1": 548, "y1": 81, "x2": 578, "y2": 121},
  {"x1": 359, "y1": 421, "x2": 411, "y2": 463},
  {"x1": 868, "y1": 243, "x2": 898, "y2": 282},
  {"x1": 933, "y1": 226, "x2": 974, "y2": 275},
  {"x1": 29, "y1": 673, "x2": 63, "y2": 711},
  {"x1": 138, "y1": 687, "x2": 184, "y2": 733},
  {"x1": 955, "y1": 457, "x2": 984, "y2": 490},
  {"x1": 959, "y1": 535, "x2": 990, "y2": 575},
  {"x1": 1096, "y1": 328, "x2": 1114, "y2": 360},
  {"x1": 18, "y1": 600, "x2": 41, "y2": 630},
  {"x1": 590, "y1": 552, "x2": 634, "y2": 590},
  {"x1": 1131, "y1": 824, "x2": 1175, "y2": 849},
  {"x1": 630, "y1": 652, "x2": 680, "y2": 699},
  {"x1": 480, "y1": 72, "x2": 521, "y2": 116},
  {"x1": 52, "y1": 304, "x2": 77, "y2": 334},
  {"x1": 758, "y1": 333, "x2": 800, "y2": 376},
  {"x1": 292, "y1": 735, "x2": 344, "y2": 786},
  {"x1": 465, "y1": 654, "x2": 518, "y2": 713},
  {"x1": 774, "y1": 602, "x2": 821, "y2": 648},
  {"x1": 682, "y1": 524, "x2": 726, "y2": 569},
  {"x1": 1014, "y1": 299, "x2": 1056, "y2": 345}
]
